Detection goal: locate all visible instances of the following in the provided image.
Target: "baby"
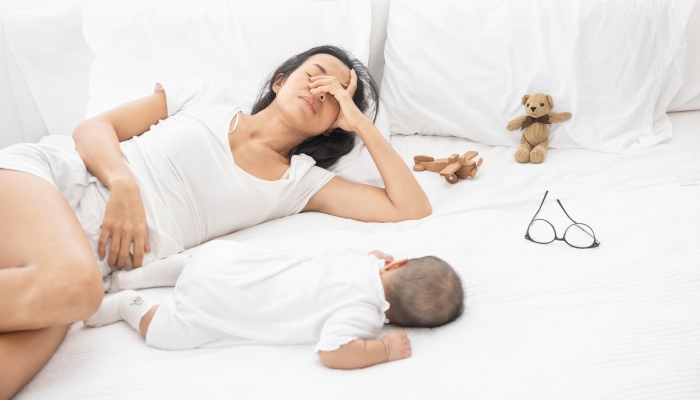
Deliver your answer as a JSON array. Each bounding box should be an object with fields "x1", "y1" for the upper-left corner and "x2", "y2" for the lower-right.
[{"x1": 86, "y1": 240, "x2": 464, "y2": 369}]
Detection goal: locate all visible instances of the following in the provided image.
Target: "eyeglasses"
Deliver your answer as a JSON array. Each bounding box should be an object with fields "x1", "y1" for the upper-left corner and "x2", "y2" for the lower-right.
[{"x1": 525, "y1": 191, "x2": 600, "y2": 249}]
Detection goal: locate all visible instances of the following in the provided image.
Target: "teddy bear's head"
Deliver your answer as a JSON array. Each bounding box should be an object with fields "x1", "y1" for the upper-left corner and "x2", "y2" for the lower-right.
[{"x1": 521, "y1": 93, "x2": 553, "y2": 118}]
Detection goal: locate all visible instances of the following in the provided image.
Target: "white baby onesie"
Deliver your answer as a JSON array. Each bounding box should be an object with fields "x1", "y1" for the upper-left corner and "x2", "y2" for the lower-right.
[{"x1": 146, "y1": 240, "x2": 390, "y2": 353}]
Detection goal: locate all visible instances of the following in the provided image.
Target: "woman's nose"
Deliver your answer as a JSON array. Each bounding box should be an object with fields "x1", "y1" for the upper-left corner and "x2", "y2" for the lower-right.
[{"x1": 319, "y1": 94, "x2": 325, "y2": 102}]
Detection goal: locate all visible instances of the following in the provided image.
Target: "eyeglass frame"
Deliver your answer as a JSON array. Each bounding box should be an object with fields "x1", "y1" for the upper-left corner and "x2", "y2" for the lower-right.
[{"x1": 525, "y1": 191, "x2": 600, "y2": 249}]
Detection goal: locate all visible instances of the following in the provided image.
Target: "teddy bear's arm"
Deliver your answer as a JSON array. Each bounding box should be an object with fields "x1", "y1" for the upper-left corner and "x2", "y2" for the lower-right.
[
  {"x1": 549, "y1": 112, "x2": 572, "y2": 123},
  {"x1": 506, "y1": 116, "x2": 527, "y2": 131}
]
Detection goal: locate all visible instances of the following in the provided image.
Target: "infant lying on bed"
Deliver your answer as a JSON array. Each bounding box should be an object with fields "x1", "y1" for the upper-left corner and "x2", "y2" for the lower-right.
[{"x1": 85, "y1": 240, "x2": 464, "y2": 369}]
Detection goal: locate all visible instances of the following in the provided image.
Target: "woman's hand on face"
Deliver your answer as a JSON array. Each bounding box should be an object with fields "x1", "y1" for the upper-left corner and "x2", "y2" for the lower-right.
[
  {"x1": 98, "y1": 179, "x2": 150, "y2": 269},
  {"x1": 308, "y1": 69, "x2": 367, "y2": 132}
]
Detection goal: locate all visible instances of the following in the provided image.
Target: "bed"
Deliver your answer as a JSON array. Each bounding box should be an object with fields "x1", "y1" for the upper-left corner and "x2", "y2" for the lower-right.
[
  {"x1": 2, "y1": 0, "x2": 700, "y2": 399},
  {"x1": 12, "y1": 110, "x2": 700, "y2": 399}
]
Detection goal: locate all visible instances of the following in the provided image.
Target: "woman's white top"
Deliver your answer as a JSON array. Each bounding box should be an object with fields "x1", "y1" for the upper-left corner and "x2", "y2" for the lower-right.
[
  {"x1": 122, "y1": 78, "x2": 336, "y2": 252},
  {"x1": 146, "y1": 240, "x2": 390, "y2": 353},
  {"x1": 0, "y1": 78, "x2": 335, "y2": 283}
]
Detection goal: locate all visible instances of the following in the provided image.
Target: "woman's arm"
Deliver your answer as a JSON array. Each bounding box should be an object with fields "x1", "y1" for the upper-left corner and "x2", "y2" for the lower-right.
[
  {"x1": 302, "y1": 70, "x2": 431, "y2": 222},
  {"x1": 72, "y1": 91, "x2": 168, "y2": 268},
  {"x1": 318, "y1": 331, "x2": 412, "y2": 370},
  {"x1": 304, "y1": 117, "x2": 431, "y2": 222}
]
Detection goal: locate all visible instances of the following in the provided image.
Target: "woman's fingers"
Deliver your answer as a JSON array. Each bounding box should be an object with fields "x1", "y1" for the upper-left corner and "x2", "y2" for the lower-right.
[
  {"x1": 310, "y1": 70, "x2": 356, "y2": 93},
  {"x1": 116, "y1": 232, "x2": 132, "y2": 269},
  {"x1": 107, "y1": 232, "x2": 121, "y2": 267},
  {"x1": 132, "y1": 233, "x2": 145, "y2": 268},
  {"x1": 97, "y1": 229, "x2": 110, "y2": 260},
  {"x1": 310, "y1": 85, "x2": 337, "y2": 96}
]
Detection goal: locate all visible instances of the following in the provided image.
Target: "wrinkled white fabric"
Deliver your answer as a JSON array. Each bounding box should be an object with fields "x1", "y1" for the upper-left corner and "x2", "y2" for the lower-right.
[
  {"x1": 381, "y1": 0, "x2": 696, "y2": 152},
  {"x1": 146, "y1": 240, "x2": 390, "y2": 353}
]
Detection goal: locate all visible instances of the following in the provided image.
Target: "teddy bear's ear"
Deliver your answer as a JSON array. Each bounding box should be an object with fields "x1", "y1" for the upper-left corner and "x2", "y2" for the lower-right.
[
  {"x1": 521, "y1": 94, "x2": 530, "y2": 105},
  {"x1": 546, "y1": 94, "x2": 554, "y2": 108}
]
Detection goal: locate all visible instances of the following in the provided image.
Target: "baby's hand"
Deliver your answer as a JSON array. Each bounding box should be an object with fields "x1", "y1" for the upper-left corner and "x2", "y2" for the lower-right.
[
  {"x1": 369, "y1": 250, "x2": 394, "y2": 266},
  {"x1": 381, "y1": 331, "x2": 412, "y2": 362}
]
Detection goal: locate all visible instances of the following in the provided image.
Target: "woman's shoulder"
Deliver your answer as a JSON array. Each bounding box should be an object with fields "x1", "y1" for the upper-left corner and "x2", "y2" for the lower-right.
[{"x1": 156, "y1": 78, "x2": 238, "y2": 115}]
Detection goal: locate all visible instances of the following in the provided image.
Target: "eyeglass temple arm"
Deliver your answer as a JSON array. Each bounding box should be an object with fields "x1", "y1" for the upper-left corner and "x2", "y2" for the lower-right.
[
  {"x1": 531, "y1": 191, "x2": 548, "y2": 222},
  {"x1": 556, "y1": 199, "x2": 599, "y2": 242}
]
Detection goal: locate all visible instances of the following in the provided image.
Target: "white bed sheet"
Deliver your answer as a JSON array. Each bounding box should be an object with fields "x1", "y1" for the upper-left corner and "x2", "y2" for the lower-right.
[
  {"x1": 17, "y1": 110, "x2": 700, "y2": 399},
  {"x1": 215, "y1": 110, "x2": 700, "y2": 243},
  {"x1": 17, "y1": 182, "x2": 700, "y2": 400}
]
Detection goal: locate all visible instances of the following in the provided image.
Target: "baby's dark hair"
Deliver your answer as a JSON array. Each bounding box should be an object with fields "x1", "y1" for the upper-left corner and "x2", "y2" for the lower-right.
[{"x1": 386, "y1": 256, "x2": 464, "y2": 328}]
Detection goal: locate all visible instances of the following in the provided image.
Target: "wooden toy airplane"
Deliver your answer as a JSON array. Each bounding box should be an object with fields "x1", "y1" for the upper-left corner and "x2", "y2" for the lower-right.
[{"x1": 413, "y1": 151, "x2": 483, "y2": 184}]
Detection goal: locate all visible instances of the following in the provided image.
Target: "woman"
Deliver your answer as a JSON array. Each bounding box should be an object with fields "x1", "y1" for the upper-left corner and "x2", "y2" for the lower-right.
[{"x1": 0, "y1": 45, "x2": 430, "y2": 398}]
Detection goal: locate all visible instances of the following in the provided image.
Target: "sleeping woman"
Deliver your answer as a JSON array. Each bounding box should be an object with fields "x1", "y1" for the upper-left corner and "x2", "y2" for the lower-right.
[{"x1": 0, "y1": 45, "x2": 431, "y2": 399}]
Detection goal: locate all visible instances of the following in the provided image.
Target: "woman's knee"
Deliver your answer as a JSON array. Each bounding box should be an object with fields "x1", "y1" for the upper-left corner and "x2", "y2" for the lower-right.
[
  {"x1": 37, "y1": 256, "x2": 104, "y2": 321},
  {"x1": 63, "y1": 260, "x2": 104, "y2": 319}
]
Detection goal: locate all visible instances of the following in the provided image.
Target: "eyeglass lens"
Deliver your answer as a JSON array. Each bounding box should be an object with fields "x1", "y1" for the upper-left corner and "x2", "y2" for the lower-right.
[
  {"x1": 527, "y1": 220, "x2": 596, "y2": 248},
  {"x1": 528, "y1": 220, "x2": 555, "y2": 243},
  {"x1": 564, "y1": 223, "x2": 595, "y2": 248}
]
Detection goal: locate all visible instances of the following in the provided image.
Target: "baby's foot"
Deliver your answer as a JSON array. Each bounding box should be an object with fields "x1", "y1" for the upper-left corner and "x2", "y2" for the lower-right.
[{"x1": 84, "y1": 292, "x2": 124, "y2": 327}]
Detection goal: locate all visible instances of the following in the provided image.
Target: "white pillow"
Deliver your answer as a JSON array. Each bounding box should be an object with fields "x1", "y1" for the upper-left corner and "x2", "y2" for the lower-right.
[
  {"x1": 82, "y1": 0, "x2": 371, "y2": 118},
  {"x1": 82, "y1": 0, "x2": 388, "y2": 184},
  {"x1": 381, "y1": 0, "x2": 696, "y2": 153},
  {"x1": 327, "y1": 98, "x2": 390, "y2": 188},
  {"x1": 2, "y1": 0, "x2": 93, "y2": 137},
  {"x1": 669, "y1": 1, "x2": 700, "y2": 112}
]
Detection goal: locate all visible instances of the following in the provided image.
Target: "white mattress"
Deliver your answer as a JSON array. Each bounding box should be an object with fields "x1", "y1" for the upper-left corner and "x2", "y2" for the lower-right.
[{"x1": 17, "y1": 111, "x2": 700, "y2": 399}]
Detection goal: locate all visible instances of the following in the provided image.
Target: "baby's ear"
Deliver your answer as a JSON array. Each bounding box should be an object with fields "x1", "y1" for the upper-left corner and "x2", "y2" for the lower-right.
[
  {"x1": 521, "y1": 94, "x2": 530, "y2": 105},
  {"x1": 385, "y1": 258, "x2": 409, "y2": 271}
]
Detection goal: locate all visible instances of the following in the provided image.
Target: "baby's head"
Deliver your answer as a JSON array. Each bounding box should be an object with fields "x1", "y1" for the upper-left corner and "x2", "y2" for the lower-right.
[{"x1": 381, "y1": 256, "x2": 464, "y2": 328}]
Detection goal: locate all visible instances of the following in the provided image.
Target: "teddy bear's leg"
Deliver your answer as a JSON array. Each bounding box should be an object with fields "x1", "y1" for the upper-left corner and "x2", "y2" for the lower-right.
[
  {"x1": 529, "y1": 140, "x2": 548, "y2": 164},
  {"x1": 514, "y1": 135, "x2": 532, "y2": 163}
]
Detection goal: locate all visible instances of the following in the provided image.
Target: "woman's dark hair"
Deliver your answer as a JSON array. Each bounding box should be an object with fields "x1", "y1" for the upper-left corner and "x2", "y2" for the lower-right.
[{"x1": 251, "y1": 45, "x2": 379, "y2": 169}]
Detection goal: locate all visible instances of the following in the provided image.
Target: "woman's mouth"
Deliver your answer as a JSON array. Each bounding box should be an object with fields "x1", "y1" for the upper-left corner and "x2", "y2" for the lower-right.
[{"x1": 299, "y1": 96, "x2": 316, "y2": 114}]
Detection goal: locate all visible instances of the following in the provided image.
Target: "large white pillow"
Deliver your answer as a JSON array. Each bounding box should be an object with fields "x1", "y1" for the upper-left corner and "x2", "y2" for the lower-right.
[
  {"x1": 82, "y1": 0, "x2": 371, "y2": 118},
  {"x1": 381, "y1": 0, "x2": 696, "y2": 153},
  {"x1": 81, "y1": 0, "x2": 388, "y2": 185},
  {"x1": 2, "y1": 0, "x2": 93, "y2": 137}
]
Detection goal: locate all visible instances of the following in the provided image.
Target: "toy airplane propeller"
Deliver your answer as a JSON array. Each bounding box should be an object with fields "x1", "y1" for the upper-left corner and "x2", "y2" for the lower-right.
[{"x1": 413, "y1": 151, "x2": 483, "y2": 184}]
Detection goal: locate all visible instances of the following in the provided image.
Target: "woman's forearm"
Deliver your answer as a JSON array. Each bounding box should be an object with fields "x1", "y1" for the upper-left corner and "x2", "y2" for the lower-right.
[
  {"x1": 73, "y1": 119, "x2": 136, "y2": 188},
  {"x1": 354, "y1": 118, "x2": 431, "y2": 218}
]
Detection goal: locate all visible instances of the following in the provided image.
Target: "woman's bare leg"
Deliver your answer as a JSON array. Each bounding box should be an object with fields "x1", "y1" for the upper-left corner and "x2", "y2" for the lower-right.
[
  {"x1": 0, "y1": 169, "x2": 104, "y2": 399},
  {"x1": 0, "y1": 325, "x2": 69, "y2": 400}
]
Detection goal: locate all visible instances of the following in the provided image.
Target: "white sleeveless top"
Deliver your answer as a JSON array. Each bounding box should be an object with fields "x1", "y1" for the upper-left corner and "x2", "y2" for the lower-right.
[{"x1": 120, "y1": 78, "x2": 336, "y2": 251}]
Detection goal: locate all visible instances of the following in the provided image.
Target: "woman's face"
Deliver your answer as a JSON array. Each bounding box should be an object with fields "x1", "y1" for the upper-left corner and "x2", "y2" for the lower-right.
[{"x1": 273, "y1": 54, "x2": 352, "y2": 135}]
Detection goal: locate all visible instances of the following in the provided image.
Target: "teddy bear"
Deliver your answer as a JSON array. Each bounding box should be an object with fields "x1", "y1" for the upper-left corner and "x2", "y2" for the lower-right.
[{"x1": 506, "y1": 93, "x2": 572, "y2": 164}]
